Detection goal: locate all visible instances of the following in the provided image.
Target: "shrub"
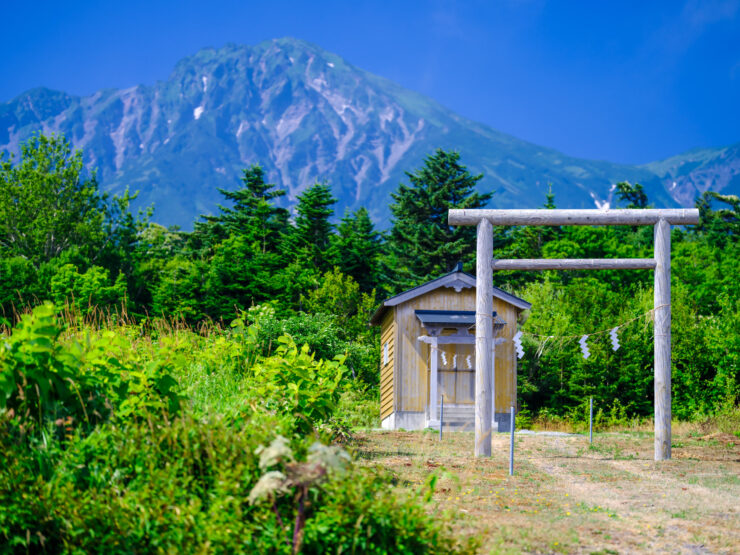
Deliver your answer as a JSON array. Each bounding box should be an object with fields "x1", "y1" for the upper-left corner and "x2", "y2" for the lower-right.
[
  {"x1": 50, "y1": 264, "x2": 128, "y2": 316},
  {"x1": 303, "y1": 472, "x2": 477, "y2": 554},
  {"x1": 247, "y1": 337, "x2": 345, "y2": 436},
  {"x1": 0, "y1": 303, "x2": 182, "y2": 437},
  {"x1": 0, "y1": 416, "x2": 473, "y2": 554},
  {"x1": 253, "y1": 311, "x2": 380, "y2": 386},
  {"x1": 336, "y1": 383, "x2": 380, "y2": 430},
  {"x1": 0, "y1": 306, "x2": 471, "y2": 554}
]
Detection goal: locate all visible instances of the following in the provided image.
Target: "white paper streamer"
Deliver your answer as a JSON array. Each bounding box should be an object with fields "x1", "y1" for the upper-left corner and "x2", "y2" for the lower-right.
[
  {"x1": 466, "y1": 355, "x2": 472, "y2": 369},
  {"x1": 452, "y1": 354, "x2": 457, "y2": 369},
  {"x1": 579, "y1": 335, "x2": 591, "y2": 359},
  {"x1": 513, "y1": 331, "x2": 524, "y2": 359},
  {"x1": 610, "y1": 327, "x2": 620, "y2": 351},
  {"x1": 441, "y1": 352, "x2": 448, "y2": 366}
]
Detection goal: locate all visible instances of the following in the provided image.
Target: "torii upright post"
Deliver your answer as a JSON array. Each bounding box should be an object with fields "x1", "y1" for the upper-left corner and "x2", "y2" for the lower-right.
[
  {"x1": 448, "y1": 208, "x2": 700, "y2": 461},
  {"x1": 654, "y1": 218, "x2": 671, "y2": 460},
  {"x1": 475, "y1": 218, "x2": 493, "y2": 457}
]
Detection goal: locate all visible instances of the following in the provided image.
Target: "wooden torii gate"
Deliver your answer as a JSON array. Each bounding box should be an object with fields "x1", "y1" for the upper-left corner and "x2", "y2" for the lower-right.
[{"x1": 447, "y1": 208, "x2": 700, "y2": 461}]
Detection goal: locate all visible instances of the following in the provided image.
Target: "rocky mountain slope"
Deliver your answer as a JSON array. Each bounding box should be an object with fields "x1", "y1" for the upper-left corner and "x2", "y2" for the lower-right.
[
  {"x1": 1, "y1": 38, "x2": 736, "y2": 228},
  {"x1": 642, "y1": 143, "x2": 740, "y2": 206}
]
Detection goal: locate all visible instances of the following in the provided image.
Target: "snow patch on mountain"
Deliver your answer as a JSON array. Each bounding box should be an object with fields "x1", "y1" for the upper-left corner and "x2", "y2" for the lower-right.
[
  {"x1": 236, "y1": 121, "x2": 249, "y2": 137},
  {"x1": 589, "y1": 191, "x2": 610, "y2": 210}
]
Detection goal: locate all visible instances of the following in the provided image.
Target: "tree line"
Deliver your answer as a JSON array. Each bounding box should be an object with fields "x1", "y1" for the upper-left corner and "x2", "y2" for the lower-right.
[{"x1": 1, "y1": 133, "x2": 738, "y2": 419}]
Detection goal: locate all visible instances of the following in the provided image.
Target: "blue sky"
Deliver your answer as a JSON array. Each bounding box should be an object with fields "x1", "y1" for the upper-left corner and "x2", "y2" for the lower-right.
[{"x1": 1, "y1": 0, "x2": 738, "y2": 164}]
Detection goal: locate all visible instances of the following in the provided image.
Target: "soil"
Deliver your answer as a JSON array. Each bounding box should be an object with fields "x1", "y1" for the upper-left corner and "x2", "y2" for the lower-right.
[{"x1": 353, "y1": 428, "x2": 740, "y2": 554}]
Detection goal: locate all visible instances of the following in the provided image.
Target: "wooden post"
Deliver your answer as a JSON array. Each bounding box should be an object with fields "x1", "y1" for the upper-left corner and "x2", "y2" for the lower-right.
[
  {"x1": 475, "y1": 218, "x2": 494, "y2": 457},
  {"x1": 447, "y1": 208, "x2": 697, "y2": 461},
  {"x1": 449, "y1": 208, "x2": 700, "y2": 226},
  {"x1": 430, "y1": 337, "x2": 438, "y2": 424},
  {"x1": 654, "y1": 218, "x2": 671, "y2": 461},
  {"x1": 490, "y1": 342, "x2": 496, "y2": 427},
  {"x1": 492, "y1": 258, "x2": 656, "y2": 270}
]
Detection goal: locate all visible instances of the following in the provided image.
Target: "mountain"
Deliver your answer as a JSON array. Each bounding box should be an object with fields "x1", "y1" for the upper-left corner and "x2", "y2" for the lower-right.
[
  {"x1": 1, "y1": 38, "x2": 736, "y2": 228},
  {"x1": 642, "y1": 143, "x2": 740, "y2": 207}
]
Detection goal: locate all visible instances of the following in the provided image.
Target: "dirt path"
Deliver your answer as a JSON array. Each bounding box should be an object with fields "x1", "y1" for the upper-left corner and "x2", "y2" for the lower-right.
[{"x1": 354, "y1": 430, "x2": 740, "y2": 554}]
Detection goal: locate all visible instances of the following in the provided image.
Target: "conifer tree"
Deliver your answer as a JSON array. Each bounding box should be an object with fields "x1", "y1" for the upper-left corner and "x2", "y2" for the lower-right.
[
  {"x1": 199, "y1": 165, "x2": 288, "y2": 252},
  {"x1": 192, "y1": 166, "x2": 290, "y2": 317},
  {"x1": 385, "y1": 149, "x2": 491, "y2": 290},
  {"x1": 289, "y1": 182, "x2": 337, "y2": 273},
  {"x1": 695, "y1": 191, "x2": 740, "y2": 244},
  {"x1": 331, "y1": 207, "x2": 382, "y2": 292},
  {"x1": 498, "y1": 185, "x2": 561, "y2": 264},
  {"x1": 615, "y1": 181, "x2": 649, "y2": 209}
]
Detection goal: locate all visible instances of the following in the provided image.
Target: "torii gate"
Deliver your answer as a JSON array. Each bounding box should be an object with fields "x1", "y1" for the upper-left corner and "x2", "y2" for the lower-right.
[{"x1": 447, "y1": 208, "x2": 700, "y2": 461}]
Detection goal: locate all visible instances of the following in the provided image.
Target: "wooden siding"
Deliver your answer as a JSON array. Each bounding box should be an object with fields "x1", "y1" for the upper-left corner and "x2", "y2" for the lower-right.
[
  {"x1": 493, "y1": 299, "x2": 518, "y2": 412},
  {"x1": 379, "y1": 308, "x2": 396, "y2": 420},
  {"x1": 394, "y1": 285, "x2": 520, "y2": 414},
  {"x1": 438, "y1": 342, "x2": 475, "y2": 405},
  {"x1": 395, "y1": 287, "x2": 476, "y2": 412}
]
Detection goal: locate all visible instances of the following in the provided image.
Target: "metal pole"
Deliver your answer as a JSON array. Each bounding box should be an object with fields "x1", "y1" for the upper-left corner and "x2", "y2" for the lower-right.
[
  {"x1": 439, "y1": 396, "x2": 444, "y2": 441},
  {"x1": 508, "y1": 405, "x2": 515, "y2": 476},
  {"x1": 589, "y1": 396, "x2": 593, "y2": 443}
]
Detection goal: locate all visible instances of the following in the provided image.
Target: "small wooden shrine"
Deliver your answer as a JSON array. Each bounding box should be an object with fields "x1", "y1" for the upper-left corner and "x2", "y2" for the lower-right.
[{"x1": 369, "y1": 264, "x2": 531, "y2": 431}]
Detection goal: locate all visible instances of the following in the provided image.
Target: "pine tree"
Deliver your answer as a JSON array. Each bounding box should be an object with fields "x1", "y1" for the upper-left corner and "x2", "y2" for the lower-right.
[
  {"x1": 695, "y1": 191, "x2": 740, "y2": 244},
  {"x1": 385, "y1": 149, "x2": 491, "y2": 290},
  {"x1": 615, "y1": 181, "x2": 649, "y2": 209},
  {"x1": 544, "y1": 183, "x2": 556, "y2": 209},
  {"x1": 331, "y1": 207, "x2": 382, "y2": 292},
  {"x1": 190, "y1": 165, "x2": 291, "y2": 316},
  {"x1": 199, "y1": 165, "x2": 288, "y2": 252},
  {"x1": 289, "y1": 182, "x2": 337, "y2": 273}
]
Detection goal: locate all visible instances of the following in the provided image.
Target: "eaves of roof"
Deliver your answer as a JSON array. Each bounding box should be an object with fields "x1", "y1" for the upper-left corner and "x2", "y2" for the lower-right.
[{"x1": 369, "y1": 270, "x2": 531, "y2": 326}]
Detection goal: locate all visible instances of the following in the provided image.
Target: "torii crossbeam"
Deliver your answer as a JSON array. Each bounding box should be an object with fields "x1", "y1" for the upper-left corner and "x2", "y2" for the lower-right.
[{"x1": 447, "y1": 208, "x2": 700, "y2": 461}]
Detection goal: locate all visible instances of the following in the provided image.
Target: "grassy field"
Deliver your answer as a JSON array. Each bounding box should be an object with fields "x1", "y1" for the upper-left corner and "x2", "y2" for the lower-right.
[{"x1": 354, "y1": 427, "x2": 740, "y2": 554}]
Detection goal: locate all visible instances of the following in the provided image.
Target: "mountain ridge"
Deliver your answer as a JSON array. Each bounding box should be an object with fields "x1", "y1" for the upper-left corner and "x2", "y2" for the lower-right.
[{"x1": 1, "y1": 37, "x2": 738, "y2": 228}]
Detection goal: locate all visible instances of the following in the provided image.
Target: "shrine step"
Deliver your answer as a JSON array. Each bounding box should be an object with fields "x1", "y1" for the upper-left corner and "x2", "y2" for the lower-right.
[{"x1": 430, "y1": 404, "x2": 475, "y2": 429}]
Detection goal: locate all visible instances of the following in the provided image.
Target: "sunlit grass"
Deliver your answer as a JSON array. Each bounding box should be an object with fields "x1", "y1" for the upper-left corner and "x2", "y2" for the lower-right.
[{"x1": 354, "y1": 428, "x2": 740, "y2": 553}]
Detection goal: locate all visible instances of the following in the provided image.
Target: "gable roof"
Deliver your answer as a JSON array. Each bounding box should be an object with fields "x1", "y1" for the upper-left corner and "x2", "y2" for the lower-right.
[{"x1": 369, "y1": 266, "x2": 532, "y2": 326}]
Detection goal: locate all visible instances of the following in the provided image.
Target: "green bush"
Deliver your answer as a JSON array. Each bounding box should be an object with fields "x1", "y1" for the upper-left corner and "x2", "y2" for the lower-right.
[
  {"x1": 50, "y1": 264, "x2": 128, "y2": 315},
  {"x1": 336, "y1": 383, "x2": 380, "y2": 430},
  {"x1": 0, "y1": 305, "x2": 472, "y2": 554},
  {"x1": 0, "y1": 256, "x2": 40, "y2": 316},
  {"x1": 254, "y1": 311, "x2": 380, "y2": 386},
  {"x1": 303, "y1": 473, "x2": 476, "y2": 554},
  {"x1": 0, "y1": 415, "x2": 472, "y2": 554},
  {"x1": 248, "y1": 337, "x2": 345, "y2": 436},
  {"x1": 0, "y1": 303, "x2": 182, "y2": 437}
]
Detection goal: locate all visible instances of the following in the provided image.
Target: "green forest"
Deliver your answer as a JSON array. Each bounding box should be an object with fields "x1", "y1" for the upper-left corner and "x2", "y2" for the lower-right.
[{"x1": 0, "y1": 134, "x2": 738, "y2": 552}]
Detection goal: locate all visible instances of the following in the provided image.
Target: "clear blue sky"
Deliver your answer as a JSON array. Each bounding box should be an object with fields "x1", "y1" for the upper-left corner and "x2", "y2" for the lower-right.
[{"x1": 2, "y1": 0, "x2": 738, "y2": 164}]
